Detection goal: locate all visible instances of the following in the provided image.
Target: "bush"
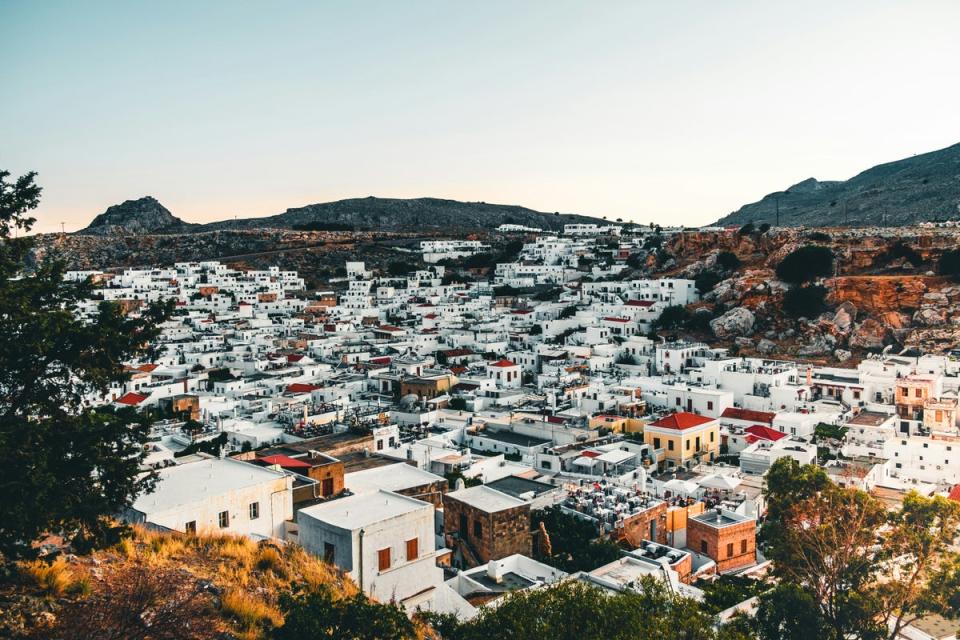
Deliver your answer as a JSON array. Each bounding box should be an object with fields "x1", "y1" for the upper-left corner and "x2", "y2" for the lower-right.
[
  {"x1": 759, "y1": 222, "x2": 771, "y2": 233},
  {"x1": 386, "y1": 261, "x2": 416, "y2": 277},
  {"x1": 776, "y1": 245, "x2": 834, "y2": 284},
  {"x1": 716, "y1": 251, "x2": 740, "y2": 271},
  {"x1": 882, "y1": 241, "x2": 923, "y2": 267},
  {"x1": 938, "y1": 248, "x2": 960, "y2": 281},
  {"x1": 19, "y1": 557, "x2": 75, "y2": 596},
  {"x1": 807, "y1": 231, "x2": 831, "y2": 242},
  {"x1": 653, "y1": 305, "x2": 691, "y2": 331},
  {"x1": 783, "y1": 284, "x2": 828, "y2": 318},
  {"x1": 738, "y1": 222, "x2": 755, "y2": 235},
  {"x1": 694, "y1": 270, "x2": 722, "y2": 294},
  {"x1": 276, "y1": 585, "x2": 415, "y2": 640}
]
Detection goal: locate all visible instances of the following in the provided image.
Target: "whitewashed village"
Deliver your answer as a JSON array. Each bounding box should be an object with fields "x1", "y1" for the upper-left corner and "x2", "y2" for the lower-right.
[{"x1": 67, "y1": 222, "x2": 960, "y2": 631}]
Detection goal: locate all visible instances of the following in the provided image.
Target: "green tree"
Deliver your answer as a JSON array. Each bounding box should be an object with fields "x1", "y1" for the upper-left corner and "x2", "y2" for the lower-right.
[
  {"x1": 695, "y1": 270, "x2": 722, "y2": 294},
  {"x1": 275, "y1": 585, "x2": 416, "y2": 640},
  {"x1": 652, "y1": 304, "x2": 691, "y2": 331},
  {"x1": 938, "y1": 248, "x2": 960, "y2": 282},
  {"x1": 716, "y1": 251, "x2": 741, "y2": 271},
  {"x1": 776, "y1": 246, "x2": 834, "y2": 284},
  {"x1": 782, "y1": 284, "x2": 828, "y2": 318},
  {"x1": 435, "y1": 578, "x2": 725, "y2": 640},
  {"x1": 0, "y1": 171, "x2": 171, "y2": 558},
  {"x1": 532, "y1": 506, "x2": 621, "y2": 572}
]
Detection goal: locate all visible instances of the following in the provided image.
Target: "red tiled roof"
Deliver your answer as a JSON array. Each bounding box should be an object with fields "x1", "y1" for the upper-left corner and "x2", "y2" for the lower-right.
[
  {"x1": 286, "y1": 383, "x2": 322, "y2": 394},
  {"x1": 369, "y1": 356, "x2": 392, "y2": 365},
  {"x1": 442, "y1": 348, "x2": 474, "y2": 357},
  {"x1": 135, "y1": 364, "x2": 159, "y2": 373},
  {"x1": 625, "y1": 300, "x2": 655, "y2": 307},
  {"x1": 649, "y1": 412, "x2": 715, "y2": 430},
  {"x1": 744, "y1": 425, "x2": 786, "y2": 441},
  {"x1": 603, "y1": 316, "x2": 630, "y2": 323},
  {"x1": 721, "y1": 407, "x2": 775, "y2": 424},
  {"x1": 424, "y1": 313, "x2": 438, "y2": 319},
  {"x1": 450, "y1": 365, "x2": 468, "y2": 374},
  {"x1": 948, "y1": 485, "x2": 960, "y2": 502},
  {"x1": 489, "y1": 359, "x2": 517, "y2": 367},
  {"x1": 256, "y1": 454, "x2": 312, "y2": 470},
  {"x1": 580, "y1": 450, "x2": 601, "y2": 458},
  {"x1": 287, "y1": 354, "x2": 305, "y2": 363},
  {"x1": 116, "y1": 392, "x2": 148, "y2": 405}
]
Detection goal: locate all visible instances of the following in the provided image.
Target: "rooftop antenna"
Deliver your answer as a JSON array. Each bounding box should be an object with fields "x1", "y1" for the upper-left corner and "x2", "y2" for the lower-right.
[{"x1": 60, "y1": 221, "x2": 66, "y2": 234}]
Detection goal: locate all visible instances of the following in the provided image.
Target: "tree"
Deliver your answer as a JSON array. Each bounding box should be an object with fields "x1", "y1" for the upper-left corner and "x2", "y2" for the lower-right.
[
  {"x1": 532, "y1": 506, "x2": 621, "y2": 572},
  {"x1": 433, "y1": 578, "x2": 728, "y2": 640},
  {"x1": 776, "y1": 246, "x2": 834, "y2": 284},
  {"x1": 760, "y1": 459, "x2": 960, "y2": 640},
  {"x1": 938, "y1": 248, "x2": 960, "y2": 282},
  {"x1": 695, "y1": 270, "x2": 722, "y2": 294},
  {"x1": 0, "y1": 171, "x2": 171, "y2": 558},
  {"x1": 782, "y1": 284, "x2": 828, "y2": 318},
  {"x1": 716, "y1": 251, "x2": 741, "y2": 271},
  {"x1": 275, "y1": 585, "x2": 416, "y2": 640},
  {"x1": 386, "y1": 260, "x2": 416, "y2": 276},
  {"x1": 738, "y1": 222, "x2": 755, "y2": 235},
  {"x1": 652, "y1": 304, "x2": 691, "y2": 331}
]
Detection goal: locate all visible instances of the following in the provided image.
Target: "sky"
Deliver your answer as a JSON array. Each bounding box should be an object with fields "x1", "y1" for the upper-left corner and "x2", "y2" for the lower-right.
[{"x1": 3, "y1": 1, "x2": 959, "y2": 234}]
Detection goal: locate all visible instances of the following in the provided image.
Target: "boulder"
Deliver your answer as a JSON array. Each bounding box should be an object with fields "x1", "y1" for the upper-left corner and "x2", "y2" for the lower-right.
[
  {"x1": 757, "y1": 338, "x2": 777, "y2": 355},
  {"x1": 849, "y1": 319, "x2": 887, "y2": 350},
  {"x1": 798, "y1": 332, "x2": 837, "y2": 356},
  {"x1": 913, "y1": 308, "x2": 947, "y2": 327},
  {"x1": 834, "y1": 349, "x2": 852, "y2": 363},
  {"x1": 710, "y1": 307, "x2": 755, "y2": 339}
]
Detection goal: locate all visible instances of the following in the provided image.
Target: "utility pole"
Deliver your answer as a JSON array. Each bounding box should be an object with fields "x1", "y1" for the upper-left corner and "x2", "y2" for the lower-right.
[
  {"x1": 775, "y1": 196, "x2": 780, "y2": 227},
  {"x1": 60, "y1": 221, "x2": 65, "y2": 234}
]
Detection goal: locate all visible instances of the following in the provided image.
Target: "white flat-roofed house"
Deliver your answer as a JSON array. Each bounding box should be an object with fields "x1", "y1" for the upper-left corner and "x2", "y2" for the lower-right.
[
  {"x1": 124, "y1": 454, "x2": 294, "y2": 539},
  {"x1": 298, "y1": 490, "x2": 474, "y2": 618}
]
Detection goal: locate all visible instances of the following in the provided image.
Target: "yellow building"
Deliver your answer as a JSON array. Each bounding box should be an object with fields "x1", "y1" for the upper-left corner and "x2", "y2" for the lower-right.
[{"x1": 644, "y1": 412, "x2": 720, "y2": 470}]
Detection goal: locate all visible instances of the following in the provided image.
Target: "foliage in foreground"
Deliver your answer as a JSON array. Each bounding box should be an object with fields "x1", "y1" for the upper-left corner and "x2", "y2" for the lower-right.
[{"x1": 0, "y1": 170, "x2": 172, "y2": 558}]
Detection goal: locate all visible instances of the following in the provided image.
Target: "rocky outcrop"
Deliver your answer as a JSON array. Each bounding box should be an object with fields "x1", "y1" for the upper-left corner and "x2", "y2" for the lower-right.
[
  {"x1": 710, "y1": 307, "x2": 755, "y2": 339},
  {"x1": 80, "y1": 197, "x2": 189, "y2": 236},
  {"x1": 826, "y1": 276, "x2": 930, "y2": 314},
  {"x1": 713, "y1": 141, "x2": 960, "y2": 227}
]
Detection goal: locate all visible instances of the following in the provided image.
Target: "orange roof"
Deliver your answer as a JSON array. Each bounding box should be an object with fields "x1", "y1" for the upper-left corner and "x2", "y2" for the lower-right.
[
  {"x1": 135, "y1": 364, "x2": 159, "y2": 373},
  {"x1": 721, "y1": 407, "x2": 775, "y2": 424},
  {"x1": 948, "y1": 485, "x2": 960, "y2": 503},
  {"x1": 648, "y1": 412, "x2": 715, "y2": 430},
  {"x1": 116, "y1": 392, "x2": 148, "y2": 405},
  {"x1": 489, "y1": 359, "x2": 517, "y2": 367},
  {"x1": 286, "y1": 383, "x2": 322, "y2": 394}
]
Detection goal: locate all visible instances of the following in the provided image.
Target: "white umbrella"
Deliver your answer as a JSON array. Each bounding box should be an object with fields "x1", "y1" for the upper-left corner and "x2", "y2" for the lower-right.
[
  {"x1": 663, "y1": 478, "x2": 699, "y2": 495},
  {"x1": 698, "y1": 473, "x2": 742, "y2": 491}
]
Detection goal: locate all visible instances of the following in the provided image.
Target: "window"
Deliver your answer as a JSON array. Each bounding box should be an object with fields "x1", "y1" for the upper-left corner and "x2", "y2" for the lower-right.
[
  {"x1": 710, "y1": 431, "x2": 715, "y2": 442},
  {"x1": 377, "y1": 439, "x2": 384, "y2": 451},
  {"x1": 915, "y1": 389, "x2": 922, "y2": 398},
  {"x1": 675, "y1": 398, "x2": 681, "y2": 406},
  {"x1": 406, "y1": 538, "x2": 419, "y2": 561},
  {"x1": 707, "y1": 401, "x2": 713, "y2": 411},
  {"x1": 668, "y1": 441, "x2": 674, "y2": 451},
  {"x1": 685, "y1": 440, "x2": 691, "y2": 451},
  {"x1": 249, "y1": 502, "x2": 260, "y2": 520},
  {"x1": 323, "y1": 542, "x2": 335, "y2": 563},
  {"x1": 473, "y1": 520, "x2": 483, "y2": 538},
  {"x1": 378, "y1": 548, "x2": 391, "y2": 572},
  {"x1": 727, "y1": 542, "x2": 734, "y2": 557},
  {"x1": 185, "y1": 521, "x2": 197, "y2": 534},
  {"x1": 653, "y1": 438, "x2": 661, "y2": 449},
  {"x1": 700, "y1": 540, "x2": 708, "y2": 554},
  {"x1": 218, "y1": 510, "x2": 230, "y2": 529},
  {"x1": 541, "y1": 460, "x2": 552, "y2": 470},
  {"x1": 741, "y1": 540, "x2": 747, "y2": 554}
]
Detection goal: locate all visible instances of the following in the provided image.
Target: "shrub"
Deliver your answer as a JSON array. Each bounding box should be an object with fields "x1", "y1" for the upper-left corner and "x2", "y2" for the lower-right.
[
  {"x1": 738, "y1": 222, "x2": 755, "y2": 235},
  {"x1": 776, "y1": 245, "x2": 834, "y2": 284},
  {"x1": 276, "y1": 586, "x2": 415, "y2": 640},
  {"x1": 938, "y1": 248, "x2": 960, "y2": 281},
  {"x1": 653, "y1": 305, "x2": 691, "y2": 331},
  {"x1": 883, "y1": 241, "x2": 923, "y2": 267},
  {"x1": 807, "y1": 231, "x2": 831, "y2": 242},
  {"x1": 783, "y1": 284, "x2": 828, "y2": 318},
  {"x1": 222, "y1": 588, "x2": 283, "y2": 631},
  {"x1": 716, "y1": 251, "x2": 740, "y2": 271},
  {"x1": 759, "y1": 222, "x2": 771, "y2": 233},
  {"x1": 694, "y1": 270, "x2": 722, "y2": 294},
  {"x1": 19, "y1": 557, "x2": 75, "y2": 596}
]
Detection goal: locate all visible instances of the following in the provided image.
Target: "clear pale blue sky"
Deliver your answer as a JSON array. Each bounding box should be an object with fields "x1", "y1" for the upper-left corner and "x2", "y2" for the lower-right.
[{"x1": 3, "y1": 1, "x2": 959, "y2": 233}]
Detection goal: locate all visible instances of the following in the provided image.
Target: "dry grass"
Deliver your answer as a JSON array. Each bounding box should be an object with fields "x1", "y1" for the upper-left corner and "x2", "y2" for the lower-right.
[
  {"x1": 221, "y1": 589, "x2": 283, "y2": 632},
  {"x1": 18, "y1": 557, "x2": 76, "y2": 597},
  {"x1": 13, "y1": 526, "x2": 373, "y2": 639}
]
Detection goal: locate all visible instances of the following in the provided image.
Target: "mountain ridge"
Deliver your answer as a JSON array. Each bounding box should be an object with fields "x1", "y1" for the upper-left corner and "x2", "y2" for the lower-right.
[
  {"x1": 78, "y1": 195, "x2": 609, "y2": 235},
  {"x1": 714, "y1": 142, "x2": 960, "y2": 227}
]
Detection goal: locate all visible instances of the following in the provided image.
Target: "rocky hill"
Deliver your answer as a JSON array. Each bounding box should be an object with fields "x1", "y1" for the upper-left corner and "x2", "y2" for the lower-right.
[
  {"x1": 77, "y1": 196, "x2": 607, "y2": 235},
  {"x1": 80, "y1": 196, "x2": 194, "y2": 235},
  {"x1": 714, "y1": 142, "x2": 960, "y2": 227}
]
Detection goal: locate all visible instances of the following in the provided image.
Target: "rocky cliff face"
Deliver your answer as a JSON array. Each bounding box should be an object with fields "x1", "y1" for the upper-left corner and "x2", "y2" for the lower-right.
[
  {"x1": 80, "y1": 196, "x2": 190, "y2": 235},
  {"x1": 663, "y1": 226, "x2": 960, "y2": 360},
  {"x1": 714, "y1": 142, "x2": 960, "y2": 227}
]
